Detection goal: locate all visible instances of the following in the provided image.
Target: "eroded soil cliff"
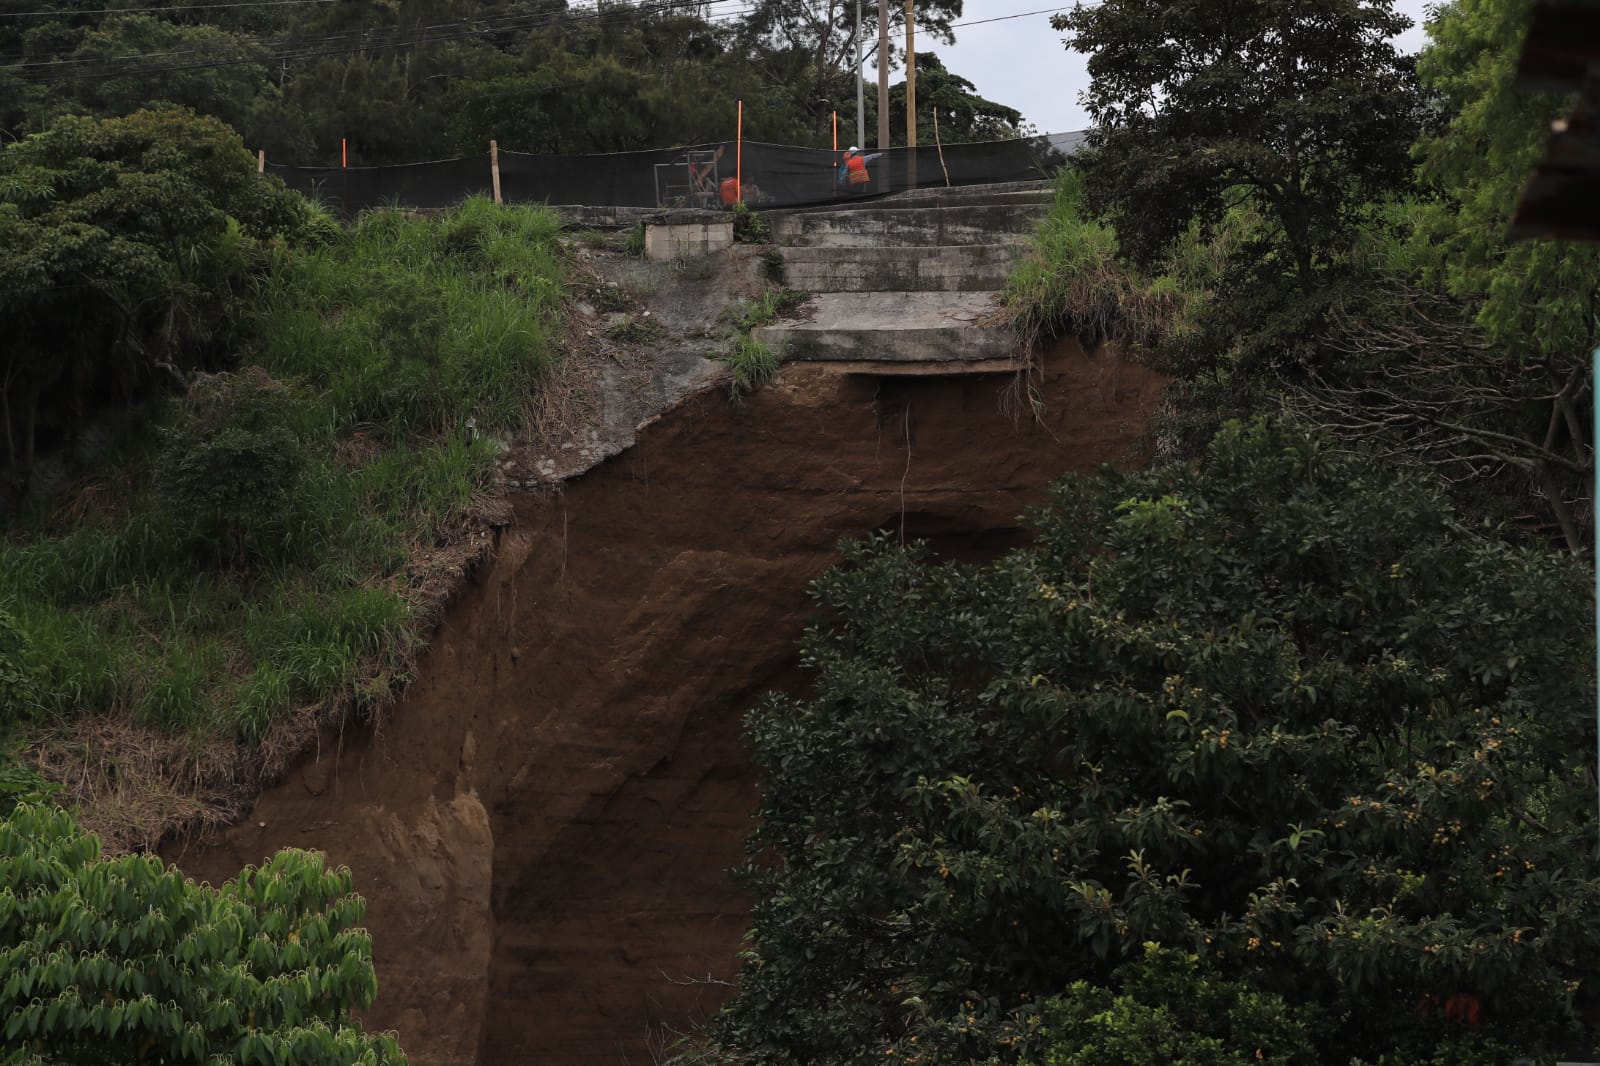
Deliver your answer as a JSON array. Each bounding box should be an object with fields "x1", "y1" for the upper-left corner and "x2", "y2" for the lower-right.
[{"x1": 174, "y1": 344, "x2": 1162, "y2": 1066}]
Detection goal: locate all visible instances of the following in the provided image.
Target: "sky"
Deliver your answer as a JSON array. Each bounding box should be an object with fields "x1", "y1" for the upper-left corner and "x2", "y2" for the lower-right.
[{"x1": 919, "y1": 0, "x2": 1437, "y2": 135}]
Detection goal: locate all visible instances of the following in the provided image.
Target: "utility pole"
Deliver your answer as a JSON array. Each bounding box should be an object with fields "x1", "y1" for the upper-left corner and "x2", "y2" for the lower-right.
[
  {"x1": 876, "y1": 0, "x2": 890, "y2": 151},
  {"x1": 905, "y1": 0, "x2": 917, "y2": 188},
  {"x1": 855, "y1": 0, "x2": 866, "y2": 149}
]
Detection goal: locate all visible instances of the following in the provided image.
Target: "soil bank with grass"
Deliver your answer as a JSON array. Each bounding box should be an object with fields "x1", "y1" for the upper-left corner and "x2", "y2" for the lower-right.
[{"x1": 173, "y1": 341, "x2": 1163, "y2": 1066}]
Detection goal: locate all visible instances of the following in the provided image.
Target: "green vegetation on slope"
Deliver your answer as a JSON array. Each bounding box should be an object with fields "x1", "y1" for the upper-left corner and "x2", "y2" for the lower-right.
[
  {"x1": 708, "y1": 0, "x2": 1600, "y2": 1062},
  {"x1": 707, "y1": 421, "x2": 1597, "y2": 1066},
  {"x1": 1005, "y1": 0, "x2": 1594, "y2": 548},
  {"x1": 0, "y1": 114, "x2": 567, "y2": 841},
  {"x1": 0, "y1": 802, "x2": 405, "y2": 1066}
]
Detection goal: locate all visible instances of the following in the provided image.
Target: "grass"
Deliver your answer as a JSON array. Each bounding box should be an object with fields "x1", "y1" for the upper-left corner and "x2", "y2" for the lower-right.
[
  {"x1": 724, "y1": 336, "x2": 778, "y2": 403},
  {"x1": 730, "y1": 287, "x2": 809, "y2": 333},
  {"x1": 0, "y1": 196, "x2": 568, "y2": 793},
  {"x1": 624, "y1": 223, "x2": 647, "y2": 257},
  {"x1": 1002, "y1": 169, "x2": 1194, "y2": 352},
  {"x1": 713, "y1": 286, "x2": 808, "y2": 403}
]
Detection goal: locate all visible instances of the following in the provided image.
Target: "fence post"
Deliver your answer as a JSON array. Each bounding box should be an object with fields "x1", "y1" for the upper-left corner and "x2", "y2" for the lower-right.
[
  {"x1": 737, "y1": 100, "x2": 744, "y2": 205},
  {"x1": 257, "y1": 149, "x2": 265, "y2": 174},
  {"x1": 490, "y1": 140, "x2": 503, "y2": 205}
]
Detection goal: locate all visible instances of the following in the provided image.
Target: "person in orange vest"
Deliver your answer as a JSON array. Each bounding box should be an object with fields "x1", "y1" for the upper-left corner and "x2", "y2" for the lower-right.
[{"x1": 838, "y1": 146, "x2": 883, "y2": 197}]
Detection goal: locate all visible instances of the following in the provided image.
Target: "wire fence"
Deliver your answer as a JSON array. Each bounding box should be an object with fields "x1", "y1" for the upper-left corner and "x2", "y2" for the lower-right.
[{"x1": 264, "y1": 131, "x2": 1085, "y2": 216}]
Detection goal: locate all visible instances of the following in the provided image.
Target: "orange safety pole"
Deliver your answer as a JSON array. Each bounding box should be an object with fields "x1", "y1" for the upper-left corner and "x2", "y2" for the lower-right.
[
  {"x1": 341, "y1": 138, "x2": 347, "y2": 167},
  {"x1": 737, "y1": 100, "x2": 744, "y2": 204},
  {"x1": 832, "y1": 111, "x2": 838, "y2": 152}
]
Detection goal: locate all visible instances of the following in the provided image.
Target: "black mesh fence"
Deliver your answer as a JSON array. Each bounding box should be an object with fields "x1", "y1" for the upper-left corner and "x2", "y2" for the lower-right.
[{"x1": 265, "y1": 132, "x2": 1083, "y2": 217}]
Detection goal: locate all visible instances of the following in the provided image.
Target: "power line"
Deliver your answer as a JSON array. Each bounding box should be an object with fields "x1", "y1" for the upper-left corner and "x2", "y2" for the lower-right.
[
  {"x1": 0, "y1": 0, "x2": 335, "y2": 17},
  {"x1": 949, "y1": 7, "x2": 1069, "y2": 31}
]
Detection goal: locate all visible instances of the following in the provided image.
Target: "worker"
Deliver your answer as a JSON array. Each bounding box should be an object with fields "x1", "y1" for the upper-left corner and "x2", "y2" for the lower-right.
[{"x1": 838, "y1": 146, "x2": 882, "y2": 197}]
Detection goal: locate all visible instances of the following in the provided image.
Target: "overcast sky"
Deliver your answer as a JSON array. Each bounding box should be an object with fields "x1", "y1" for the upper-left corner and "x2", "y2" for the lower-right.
[{"x1": 917, "y1": 0, "x2": 1437, "y2": 135}]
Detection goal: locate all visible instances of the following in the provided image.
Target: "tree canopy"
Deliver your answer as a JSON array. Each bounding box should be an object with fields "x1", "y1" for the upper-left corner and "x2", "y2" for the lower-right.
[
  {"x1": 0, "y1": 0, "x2": 1018, "y2": 165},
  {"x1": 1054, "y1": 0, "x2": 1423, "y2": 286},
  {"x1": 0, "y1": 107, "x2": 303, "y2": 498},
  {"x1": 0, "y1": 803, "x2": 406, "y2": 1066},
  {"x1": 709, "y1": 421, "x2": 1598, "y2": 1066}
]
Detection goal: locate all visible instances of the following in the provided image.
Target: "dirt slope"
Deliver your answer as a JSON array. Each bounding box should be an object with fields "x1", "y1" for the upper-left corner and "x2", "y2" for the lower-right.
[{"x1": 174, "y1": 344, "x2": 1162, "y2": 1066}]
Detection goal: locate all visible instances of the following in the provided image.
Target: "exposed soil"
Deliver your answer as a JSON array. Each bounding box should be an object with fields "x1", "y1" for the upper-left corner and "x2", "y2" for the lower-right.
[{"x1": 172, "y1": 340, "x2": 1163, "y2": 1066}]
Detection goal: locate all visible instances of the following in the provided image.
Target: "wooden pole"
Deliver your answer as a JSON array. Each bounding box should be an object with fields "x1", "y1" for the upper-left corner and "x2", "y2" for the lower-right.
[
  {"x1": 341, "y1": 138, "x2": 347, "y2": 167},
  {"x1": 876, "y1": 0, "x2": 890, "y2": 152},
  {"x1": 490, "y1": 140, "x2": 502, "y2": 204},
  {"x1": 855, "y1": 0, "x2": 866, "y2": 150},
  {"x1": 934, "y1": 105, "x2": 950, "y2": 187},
  {"x1": 737, "y1": 100, "x2": 744, "y2": 204},
  {"x1": 905, "y1": 0, "x2": 917, "y2": 189},
  {"x1": 257, "y1": 149, "x2": 265, "y2": 173}
]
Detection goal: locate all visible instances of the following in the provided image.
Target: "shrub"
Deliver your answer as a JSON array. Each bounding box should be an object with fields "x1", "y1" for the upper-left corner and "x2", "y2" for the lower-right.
[
  {"x1": 0, "y1": 803, "x2": 407, "y2": 1066},
  {"x1": 1032, "y1": 944, "x2": 1316, "y2": 1066},
  {"x1": 152, "y1": 369, "x2": 314, "y2": 568},
  {"x1": 709, "y1": 420, "x2": 1598, "y2": 1066}
]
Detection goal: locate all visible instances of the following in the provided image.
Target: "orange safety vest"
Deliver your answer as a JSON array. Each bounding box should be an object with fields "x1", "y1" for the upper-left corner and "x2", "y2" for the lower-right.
[{"x1": 846, "y1": 153, "x2": 870, "y2": 185}]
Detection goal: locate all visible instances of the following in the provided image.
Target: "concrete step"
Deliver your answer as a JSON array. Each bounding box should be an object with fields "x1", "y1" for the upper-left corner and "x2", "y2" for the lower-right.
[
  {"x1": 753, "y1": 291, "x2": 1020, "y2": 365},
  {"x1": 876, "y1": 183, "x2": 1055, "y2": 209},
  {"x1": 777, "y1": 243, "x2": 1026, "y2": 292},
  {"x1": 768, "y1": 201, "x2": 1049, "y2": 248}
]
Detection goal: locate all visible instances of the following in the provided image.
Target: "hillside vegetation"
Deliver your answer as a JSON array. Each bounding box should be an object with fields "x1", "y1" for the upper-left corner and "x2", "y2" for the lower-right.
[
  {"x1": 1, "y1": 0, "x2": 1597, "y2": 1063},
  {"x1": 705, "y1": 0, "x2": 1600, "y2": 1063},
  {"x1": 1, "y1": 110, "x2": 569, "y2": 847}
]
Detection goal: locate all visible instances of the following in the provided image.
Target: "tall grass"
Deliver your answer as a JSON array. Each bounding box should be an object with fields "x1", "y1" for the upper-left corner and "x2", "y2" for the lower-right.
[
  {"x1": 258, "y1": 197, "x2": 564, "y2": 438},
  {"x1": 1003, "y1": 170, "x2": 1196, "y2": 351},
  {"x1": 0, "y1": 197, "x2": 566, "y2": 746}
]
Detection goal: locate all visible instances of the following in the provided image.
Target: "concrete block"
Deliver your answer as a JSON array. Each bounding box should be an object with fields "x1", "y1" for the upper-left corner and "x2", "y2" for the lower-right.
[{"x1": 645, "y1": 220, "x2": 735, "y2": 261}]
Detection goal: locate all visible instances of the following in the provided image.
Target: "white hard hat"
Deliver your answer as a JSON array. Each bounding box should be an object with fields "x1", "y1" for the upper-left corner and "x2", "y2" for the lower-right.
[{"x1": 848, "y1": 146, "x2": 858, "y2": 152}]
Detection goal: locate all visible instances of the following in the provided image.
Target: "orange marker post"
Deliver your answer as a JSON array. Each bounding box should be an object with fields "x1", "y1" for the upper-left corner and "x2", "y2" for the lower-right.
[
  {"x1": 832, "y1": 111, "x2": 838, "y2": 152},
  {"x1": 341, "y1": 138, "x2": 348, "y2": 167},
  {"x1": 736, "y1": 100, "x2": 744, "y2": 205}
]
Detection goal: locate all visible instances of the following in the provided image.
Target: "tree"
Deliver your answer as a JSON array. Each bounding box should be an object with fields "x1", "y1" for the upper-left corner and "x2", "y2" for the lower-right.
[
  {"x1": 870, "y1": 52, "x2": 1026, "y2": 145},
  {"x1": 708, "y1": 421, "x2": 1598, "y2": 1066},
  {"x1": 737, "y1": 0, "x2": 964, "y2": 139},
  {"x1": 0, "y1": 107, "x2": 303, "y2": 499},
  {"x1": 0, "y1": 803, "x2": 407, "y2": 1066},
  {"x1": 1053, "y1": 0, "x2": 1424, "y2": 288},
  {"x1": 1402, "y1": 0, "x2": 1596, "y2": 549},
  {"x1": 1268, "y1": 0, "x2": 1596, "y2": 551}
]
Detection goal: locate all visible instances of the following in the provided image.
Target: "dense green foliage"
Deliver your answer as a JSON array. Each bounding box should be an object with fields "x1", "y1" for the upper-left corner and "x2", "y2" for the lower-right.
[
  {"x1": 1031, "y1": 944, "x2": 1317, "y2": 1066},
  {"x1": 0, "y1": 196, "x2": 564, "y2": 752},
  {"x1": 1014, "y1": 0, "x2": 1594, "y2": 548},
  {"x1": 0, "y1": 108, "x2": 304, "y2": 494},
  {"x1": 709, "y1": 421, "x2": 1597, "y2": 1065},
  {"x1": 0, "y1": 803, "x2": 405, "y2": 1066},
  {"x1": 1053, "y1": 0, "x2": 1422, "y2": 285},
  {"x1": 1, "y1": 0, "x2": 1024, "y2": 165}
]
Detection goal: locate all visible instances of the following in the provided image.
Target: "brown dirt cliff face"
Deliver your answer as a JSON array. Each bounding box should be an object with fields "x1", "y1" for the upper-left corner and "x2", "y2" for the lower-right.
[{"x1": 173, "y1": 344, "x2": 1163, "y2": 1066}]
